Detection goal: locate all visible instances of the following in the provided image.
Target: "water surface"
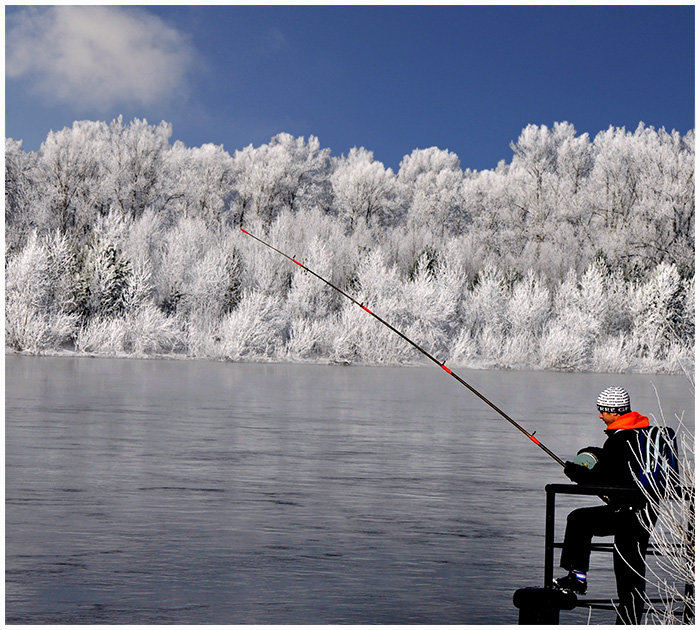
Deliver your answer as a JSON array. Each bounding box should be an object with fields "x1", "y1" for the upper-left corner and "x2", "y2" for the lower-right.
[{"x1": 5, "y1": 355, "x2": 694, "y2": 623}]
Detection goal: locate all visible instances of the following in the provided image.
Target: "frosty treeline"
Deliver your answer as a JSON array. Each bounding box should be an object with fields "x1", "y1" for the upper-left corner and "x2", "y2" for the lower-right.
[{"x1": 5, "y1": 117, "x2": 695, "y2": 372}]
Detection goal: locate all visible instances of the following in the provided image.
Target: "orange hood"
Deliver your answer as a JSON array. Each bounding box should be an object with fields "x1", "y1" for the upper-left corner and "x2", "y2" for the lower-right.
[{"x1": 606, "y1": 411, "x2": 649, "y2": 431}]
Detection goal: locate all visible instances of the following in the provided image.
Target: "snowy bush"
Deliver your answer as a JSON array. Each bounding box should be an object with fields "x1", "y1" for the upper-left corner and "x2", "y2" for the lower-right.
[
  {"x1": 500, "y1": 330, "x2": 536, "y2": 369},
  {"x1": 284, "y1": 237, "x2": 338, "y2": 321},
  {"x1": 286, "y1": 317, "x2": 336, "y2": 361},
  {"x1": 329, "y1": 250, "x2": 419, "y2": 364},
  {"x1": 6, "y1": 231, "x2": 78, "y2": 313},
  {"x1": 461, "y1": 264, "x2": 508, "y2": 339},
  {"x1": 334, "y1": 307, "x2": 413, "y2": 364},
  {"x1": 328, "y1": 248, "x2": 417, "y2": 364},
  {"x1": 539, "y1": 323, "x2": 589, "y2": 371},
  {"x1": 478, "y1": 323, "x2": 508, "y2": 367},
  {"x1": 554, "y1": 265, "x2": 606, "y2": 340},
  {"x1": 400, "y1": 252, "x2": 465, "y2": 358},
  {"x1": 74, "y1": 306, "x2": 182, "y2": 356},
  {"x1": 122, "y1": 208, "x2": 169, "y2": 272},
  {"x1": 505, "y1": 270, "x2": 551, "y2": 335},
  {"x1": 631, "y1": 262, "x2": 689, "y2": 361},
  {"x1": 5, "y1": 230, "x2": 80, "y2": 350},
  {"x1": 6, "y1": 300, "x2": 78, "y2": 353},
  {"x1": 74, "y1": 317, "x2": 128, "y2": 355},
  {"x1": 591, "y1": 334, "x2": 632, "y2": 373},
  {"x1": 182, "y1": 241, "x2": 240, "y2": 319},
  {"x1": 537, "y1": 262, "x2": 615, "y2": 370},
  {"x1": 217, "y1": 291, "x2": 287, "y2": 360},
  {"x1": 153, "y1": 216, "x2": 216, "y2": 313}
]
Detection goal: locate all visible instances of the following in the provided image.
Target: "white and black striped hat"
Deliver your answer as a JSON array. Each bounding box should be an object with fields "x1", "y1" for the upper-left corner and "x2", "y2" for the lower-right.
[{"x1": 596, "y1": 386, "x2": 631, "y2": 414}]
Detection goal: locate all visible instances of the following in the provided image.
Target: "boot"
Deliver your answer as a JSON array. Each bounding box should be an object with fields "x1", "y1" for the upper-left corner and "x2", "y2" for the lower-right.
[{"x1": 553, "y1": 570, "x2": 587, "y2": 595}]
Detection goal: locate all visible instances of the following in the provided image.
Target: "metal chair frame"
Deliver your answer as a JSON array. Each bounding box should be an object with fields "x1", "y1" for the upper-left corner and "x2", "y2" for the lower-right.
[{"x1": 544, "y1": 483, "x2": 694, "y2": 623}]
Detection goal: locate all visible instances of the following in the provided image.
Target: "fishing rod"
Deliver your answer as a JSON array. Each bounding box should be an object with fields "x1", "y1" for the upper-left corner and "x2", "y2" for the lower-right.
[{"x1": 241, "y1": 227, "x2": 565, "y2": 468}]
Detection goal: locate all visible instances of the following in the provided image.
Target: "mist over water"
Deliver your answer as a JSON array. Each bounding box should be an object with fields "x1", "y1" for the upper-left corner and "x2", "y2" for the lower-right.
[{"x1": 5, "y1": 355, "x2": 694, "y2": 624}]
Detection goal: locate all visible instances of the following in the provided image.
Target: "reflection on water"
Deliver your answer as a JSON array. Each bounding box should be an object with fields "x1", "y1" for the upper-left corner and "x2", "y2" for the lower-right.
[{"x1": 5, "y1": 355, "x2": 694, "y2": 623}]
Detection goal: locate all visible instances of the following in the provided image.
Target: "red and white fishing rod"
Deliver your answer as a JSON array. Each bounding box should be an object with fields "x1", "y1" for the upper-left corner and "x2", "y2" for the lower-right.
[{"x1": 241, "y1": 227, "x2": 565, "y2": 467}]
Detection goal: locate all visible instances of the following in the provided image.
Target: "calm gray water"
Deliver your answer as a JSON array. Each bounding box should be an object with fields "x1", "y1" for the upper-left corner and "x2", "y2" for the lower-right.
[{"x1": 5, "y1": 355, "x2": 694, "y2": 624}]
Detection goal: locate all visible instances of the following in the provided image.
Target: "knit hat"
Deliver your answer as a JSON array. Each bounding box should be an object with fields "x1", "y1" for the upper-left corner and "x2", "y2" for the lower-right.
[{"x1": 596, "y1": 386, "x2": 631, "y2": 415}]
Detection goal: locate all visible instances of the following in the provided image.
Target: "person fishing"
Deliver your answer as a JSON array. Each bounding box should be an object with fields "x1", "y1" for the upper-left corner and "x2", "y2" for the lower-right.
[{"x1": 554, "y1": 386, "x2": 659, "y2": 624}]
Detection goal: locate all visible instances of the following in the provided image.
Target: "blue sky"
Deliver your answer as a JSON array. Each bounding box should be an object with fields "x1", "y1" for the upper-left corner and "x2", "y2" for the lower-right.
[{"x1": 5, "y1": 4, "x2": 695, "y2": 172}]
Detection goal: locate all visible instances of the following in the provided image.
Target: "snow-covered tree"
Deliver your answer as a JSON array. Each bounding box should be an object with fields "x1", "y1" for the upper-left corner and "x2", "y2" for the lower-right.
[
  {"x1": 231, "y1": 133, "x2": 331, "y2": 226},
  {"x1": 331, "y1": 147, "x2": 399, "y2": 231},
  {"x1": 163, "y1": 141, "x2": 236, "y2": 225},
  {"x1": 34, "y1": 120, "x2": 110, "y2": 234},
  {"x1": 104, "y1": 117, "x2": 172, "y2": 219},
  {"x1": 398, "y1": 147, "x2": 465, "y2": 235},
  {"x1": 5, "y1": 138, "x2": 37, "y2": 251}
]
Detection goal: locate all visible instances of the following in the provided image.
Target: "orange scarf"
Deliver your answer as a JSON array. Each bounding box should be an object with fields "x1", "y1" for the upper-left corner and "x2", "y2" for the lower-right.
[{"x1": 606, "y1": 411, "x2": 649, "y2": 431}]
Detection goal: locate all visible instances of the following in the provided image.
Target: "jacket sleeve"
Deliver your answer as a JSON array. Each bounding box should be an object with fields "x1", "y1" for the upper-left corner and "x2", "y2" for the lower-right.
[
  {"x1": 564, "y1": 445, "x2": 608, "y2": 484},
  {"x1": 564, "y1": 461, "x2": 599, "y2": 484},
  {"x1": 578, "y1": 446, "x2": 605, "y2": 460}
]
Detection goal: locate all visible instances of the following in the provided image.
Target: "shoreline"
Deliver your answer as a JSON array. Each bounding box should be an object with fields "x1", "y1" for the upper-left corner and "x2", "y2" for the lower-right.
[{"x1": 5, "y1": 348, "x2": 693, "y2": 377}]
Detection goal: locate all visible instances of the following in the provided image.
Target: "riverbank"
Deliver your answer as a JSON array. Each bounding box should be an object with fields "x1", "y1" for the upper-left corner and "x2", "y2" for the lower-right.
[{"x1": 5, "y1": 344, "x2": 693, "y2": 376}]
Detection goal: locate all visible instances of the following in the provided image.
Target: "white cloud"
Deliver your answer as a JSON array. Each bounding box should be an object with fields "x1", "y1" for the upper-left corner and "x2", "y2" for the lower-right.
[{"x1": 6, "y1": 6, "x2": 197, "y2": 109}]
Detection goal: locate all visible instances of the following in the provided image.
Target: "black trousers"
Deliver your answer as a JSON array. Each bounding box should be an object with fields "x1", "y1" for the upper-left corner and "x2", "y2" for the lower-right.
[{"x1": 560, "y1": 504, "x2": 654, "y2": 625}]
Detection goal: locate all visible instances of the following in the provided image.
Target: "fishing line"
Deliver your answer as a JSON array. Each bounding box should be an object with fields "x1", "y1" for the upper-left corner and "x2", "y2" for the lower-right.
[{"x1": 241, "y1": 227, "x2": 565, "y2": 467}]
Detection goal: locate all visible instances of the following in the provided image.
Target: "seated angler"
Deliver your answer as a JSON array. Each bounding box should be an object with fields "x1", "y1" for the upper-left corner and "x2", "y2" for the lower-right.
[{"x1": 554, "y1": 386, "x2": 657, "y2": 625}]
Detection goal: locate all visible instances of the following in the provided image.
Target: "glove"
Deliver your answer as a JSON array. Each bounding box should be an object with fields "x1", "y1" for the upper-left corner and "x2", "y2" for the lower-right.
[
  {"x1": 564, "y1": 461, "x2": 589, "y2": 483},
  {"x1": 577, "y1": 446, "x2": 604, "y2": 459}
]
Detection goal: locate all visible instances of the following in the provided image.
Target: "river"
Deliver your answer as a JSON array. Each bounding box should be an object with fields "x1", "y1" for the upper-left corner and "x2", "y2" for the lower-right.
[{"x1": 5, "y1": 355, "x2": 694, "y2": 623}]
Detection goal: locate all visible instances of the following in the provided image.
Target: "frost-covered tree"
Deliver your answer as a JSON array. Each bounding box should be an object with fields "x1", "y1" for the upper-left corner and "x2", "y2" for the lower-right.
[
  {"x1": 231, "y1": 133, "x2": 331, "y2": 226},
  {"x1": 104, "y1": 117, "x2": 172, "y2": 219},
  {"x1": 460, "y1": 164, "x2": 515, "y2": 270},
  {"x1": 588, "y1": 125, "x2": 641, "y2": 230},
  {"x1": 331, "y1": 147, "x2": 400, "y2": 231},
  {"x1": 33, "y1": 120, "x2": 110, "y2": 234},
  {"x1": 398, "y1": 147, "x2": 465, "y2": 235},
  {"x1": 163, "y1": 141, "x2": 236, "y2": 225},
  {"x1": 78, "y1": 241, "x2": 133, "y2": 320},
  {"x1": 556, "y1": 127, "x2": 594, "y2": 198},
  {"x1": 509, "y1": 123, "x2": 560, "y2": 207},
  {"x1": 507, "y1": 123, "x2": 596, "y2": 273},
  {"x1": 5, "y1": 138, "x2": 37, "y2": 252},
  {"x1": 625, "y1": 126, "x2": 695, "y2": 272}
]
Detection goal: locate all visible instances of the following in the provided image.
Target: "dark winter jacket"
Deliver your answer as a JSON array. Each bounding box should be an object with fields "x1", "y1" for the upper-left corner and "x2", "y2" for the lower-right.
[{"x1": 564, "y1": 412, "x2": 651, "y2": 509}]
